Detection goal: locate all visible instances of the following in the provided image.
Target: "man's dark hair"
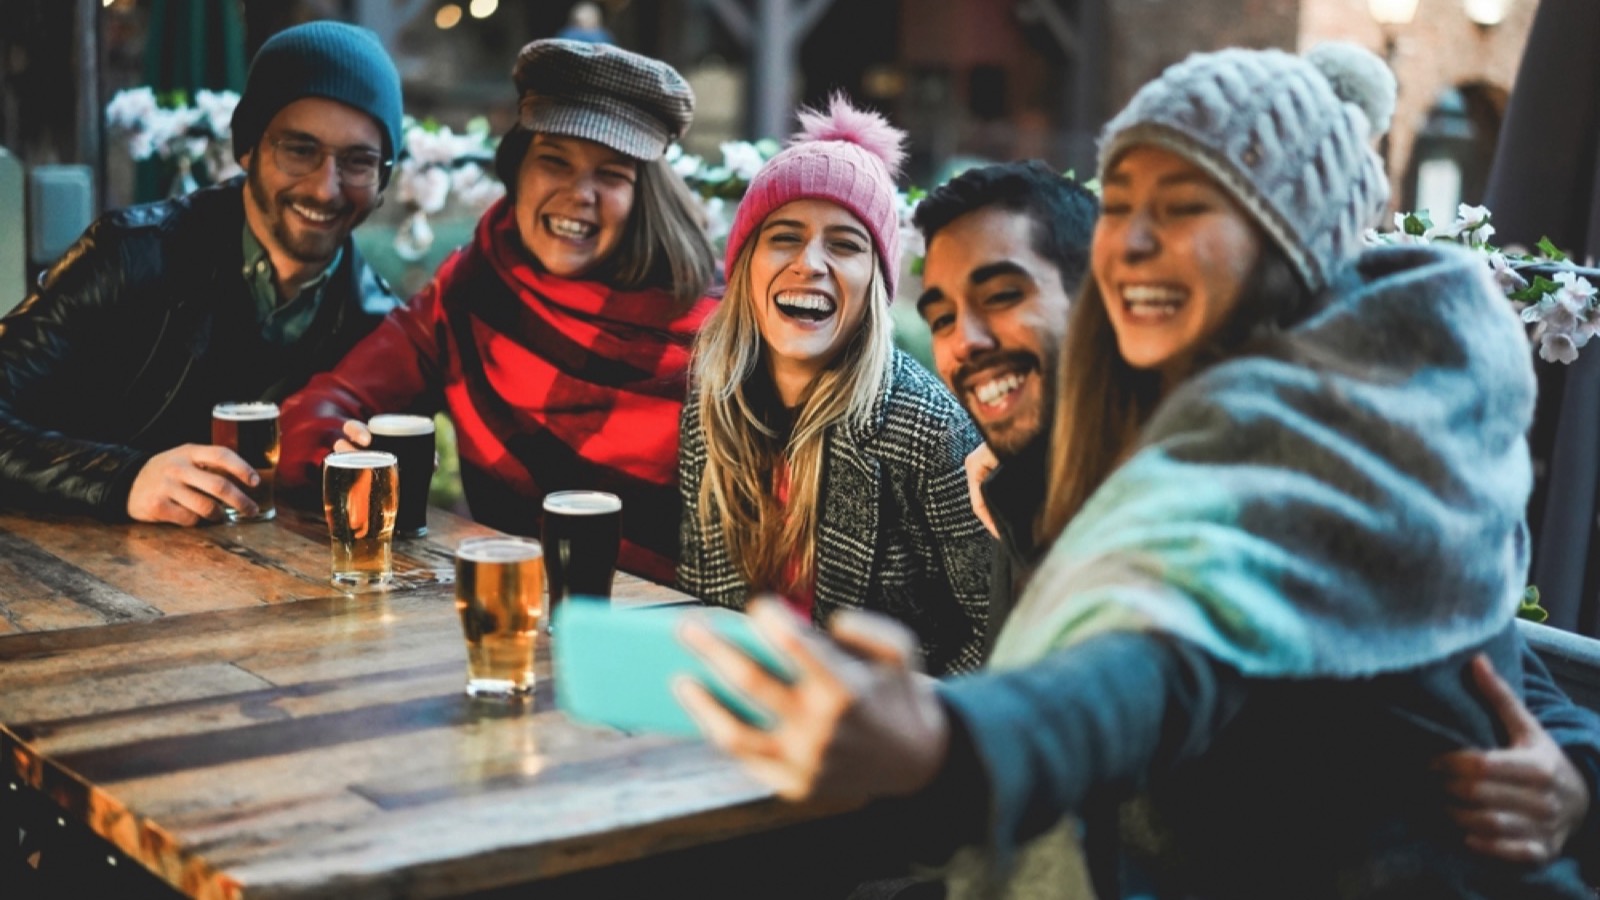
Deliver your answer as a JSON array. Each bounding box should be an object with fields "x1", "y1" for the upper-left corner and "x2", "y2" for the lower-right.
[{"x1": 913, "y1": 160, "x2": 1097, "y2": 286}]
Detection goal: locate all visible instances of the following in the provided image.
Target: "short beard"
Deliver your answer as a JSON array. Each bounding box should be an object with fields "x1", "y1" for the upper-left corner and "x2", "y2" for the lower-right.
[{"x1": 245, "y1": 154, "x2": 356, "y2": 266}]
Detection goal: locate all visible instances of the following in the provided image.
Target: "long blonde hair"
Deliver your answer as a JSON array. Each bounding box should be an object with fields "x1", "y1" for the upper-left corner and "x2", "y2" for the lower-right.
[{"x1": 692, "y1": 238, "x2": 893, "y2": 591}]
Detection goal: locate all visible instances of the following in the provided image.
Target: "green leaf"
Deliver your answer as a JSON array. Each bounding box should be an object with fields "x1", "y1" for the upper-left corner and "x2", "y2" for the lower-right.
[
  {"x1": 1536, "y1": 236, "x2": 1568, "y2": 262},
  {"x1": 1083, "y1": 177, "x2": 1101, "y2": 196},
  {"x1": 905, "y1": 185, "x2": 927, "y2": 203},
  {"x1": 1509, "y1": 275, "x2": 1561, "y2": 304},
  {"x1": 1401, "y1": 211, "x2": 1432, "y2": 236},
  {"x1": 910, "y1": 255, "x2": 925, "y2": 277},
  {"x1": 1518, "y1": 584, "x2": 1549, "y2": 623}
]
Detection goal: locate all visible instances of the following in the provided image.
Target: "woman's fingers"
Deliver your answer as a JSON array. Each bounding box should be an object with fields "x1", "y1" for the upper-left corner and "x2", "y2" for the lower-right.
[{"x1": 341, "y1": 419, "x2": 373, "y2": 447}]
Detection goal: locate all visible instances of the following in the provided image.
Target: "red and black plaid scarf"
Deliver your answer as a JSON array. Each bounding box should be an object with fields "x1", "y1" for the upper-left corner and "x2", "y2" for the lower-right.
[{"x1": 446, "y1": 198, "x2": 716, "y2": 582}]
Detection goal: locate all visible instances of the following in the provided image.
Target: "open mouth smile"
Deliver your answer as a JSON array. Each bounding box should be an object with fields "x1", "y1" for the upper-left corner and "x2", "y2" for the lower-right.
[
  {"x1": 773, "y1": 290, "x2": 837, "y2": 324},
  {"x1": 545, "y1": 215, "x2": 598, "y2": 241},
  {"x1": 289, "y1": 201, "x2": 342, "y2": 227},
  {"x1": 963, "y1": 363, "x2": 1036, "y2": 413},
  {"x1": 1120, "y1": 283, "x2": 1188, "y2": 321}
]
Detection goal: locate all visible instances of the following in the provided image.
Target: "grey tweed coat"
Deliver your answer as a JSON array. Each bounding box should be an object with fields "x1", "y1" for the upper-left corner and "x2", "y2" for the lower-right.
[{"x1": 677, "y1": 350, "x2": 993, "y2": 675}]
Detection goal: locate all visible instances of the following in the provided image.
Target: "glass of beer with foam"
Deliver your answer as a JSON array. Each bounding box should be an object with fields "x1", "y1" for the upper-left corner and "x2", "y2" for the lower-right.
[
  {"x1": 322, "y1": 451, "x2": 399, "y2": 588},
  {"x1": 211, "y1": 401, "x2": 279, "y2": 522},
  {"x1": 454, "y1": 536, "x2": 544, "y2": 699},
  {"x1": 366, "y1": 414, "x2": 435, "y2": 538},
  {"x1": 540, "y1": 491, "x2": 621, "y2": 633}
]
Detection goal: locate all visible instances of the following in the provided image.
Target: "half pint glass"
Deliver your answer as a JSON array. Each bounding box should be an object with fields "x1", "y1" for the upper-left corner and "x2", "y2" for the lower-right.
[
  {"x1": 455, "y1": 537, "x2": 544, "y2": 698},
  {"x1": 367, "y1": 414, "x2": 435, "y2": 538},
  {"x1": 323, "y1": 451, "x2": 399, "y2": 588},
  {"x1": 541, "y1": 491, "x2": 621, "y2": 630},
  {"x1": 211, "y1": 401, "x2": 279, "y2": 522}
]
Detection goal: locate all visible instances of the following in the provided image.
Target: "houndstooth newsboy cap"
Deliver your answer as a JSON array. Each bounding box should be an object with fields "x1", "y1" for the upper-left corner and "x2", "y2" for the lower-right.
[
  {"x1": 513, "y1": 39, "x2": 694, "y2": 161},
  {"x1": 1098, "y1": 43, "x2": 1396, "y2": 294}
]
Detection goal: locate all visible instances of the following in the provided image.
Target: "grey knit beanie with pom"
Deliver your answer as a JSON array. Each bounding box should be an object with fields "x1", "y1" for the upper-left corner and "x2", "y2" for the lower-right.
[{"x1": 1098, "y1": 43, "x2": 1396, "y2": 294}]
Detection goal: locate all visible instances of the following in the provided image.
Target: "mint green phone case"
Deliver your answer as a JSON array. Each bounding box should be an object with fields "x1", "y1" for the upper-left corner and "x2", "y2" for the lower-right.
[{"x1": 552, "y1": 600, "x2": 792, "y2": 737}]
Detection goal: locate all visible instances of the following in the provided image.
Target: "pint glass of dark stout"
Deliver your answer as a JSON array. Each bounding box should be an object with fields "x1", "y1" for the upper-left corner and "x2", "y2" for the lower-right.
[
  {"x1": 454, "y1": 536, "x2": 544, "y2": 698},
  {"x1": 367, "y1": 414, "x2": 435, "y2": 538},
  {"x1": 322, "y1": 451, "x2": 399, "y2": 588},
  {"x1": 541, "y1": 491, "x2": 621, "y2": 630},
  {"x1": 211, "y1": 401, "x2": 279, "y2": 522}
]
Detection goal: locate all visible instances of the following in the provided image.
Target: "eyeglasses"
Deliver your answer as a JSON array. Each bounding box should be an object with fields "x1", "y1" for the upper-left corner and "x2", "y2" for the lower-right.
[{"x1": 268, "y1": 137, "x2": 389, "y2": 188}]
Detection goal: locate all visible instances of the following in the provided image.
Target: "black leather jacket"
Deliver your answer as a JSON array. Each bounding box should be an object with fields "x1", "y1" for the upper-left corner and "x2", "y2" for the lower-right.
[{"x1": 0, "y1": 177, "x2": 397, "y2": 519}]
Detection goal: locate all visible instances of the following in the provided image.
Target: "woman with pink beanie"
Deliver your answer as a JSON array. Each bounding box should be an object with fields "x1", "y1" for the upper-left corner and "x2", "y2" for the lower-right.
[{"x1": 676, "y1": 94, "x2": 992, "y2": 676}]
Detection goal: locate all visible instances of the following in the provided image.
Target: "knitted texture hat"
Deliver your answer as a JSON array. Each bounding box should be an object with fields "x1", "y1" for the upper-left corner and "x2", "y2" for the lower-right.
[
  {"x1": 1098, "y1": 43, "x2": 1396, "y2": 293},
  {"x1": 513, "y1": 39, "x2": 694, "y2": 161},
  {"x1": 231, "y1": 21, "x2": 404, "y2": 188},
  {"x1": 725, "y1": 94, "x2": 907, "y2": 299}
]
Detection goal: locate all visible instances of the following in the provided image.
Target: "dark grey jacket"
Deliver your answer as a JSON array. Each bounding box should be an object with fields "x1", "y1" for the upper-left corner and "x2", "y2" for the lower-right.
[
  {"x1": 677, "y1": 349, "x2": 993, "y2": 675},
  {"x1": 0, "y1": 178, "x2": 396, "y2": 518}
]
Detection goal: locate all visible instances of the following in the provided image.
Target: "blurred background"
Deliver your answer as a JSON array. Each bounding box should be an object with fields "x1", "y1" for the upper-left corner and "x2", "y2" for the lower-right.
[{"x1": 0, "y1": 0, "x2": 1534, "y2": 304}]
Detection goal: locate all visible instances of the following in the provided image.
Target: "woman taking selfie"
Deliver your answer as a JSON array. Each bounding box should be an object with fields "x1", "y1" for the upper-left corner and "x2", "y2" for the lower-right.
[
  {"x1": 677, "y1": 95, "x2": 992, "y2": 676},
  {"x1": 279, "y1": 40, "x2": 717, "y2": 582},
  {"x1": 678, "y1": 46, "x2": 1598, "y2": 896}
]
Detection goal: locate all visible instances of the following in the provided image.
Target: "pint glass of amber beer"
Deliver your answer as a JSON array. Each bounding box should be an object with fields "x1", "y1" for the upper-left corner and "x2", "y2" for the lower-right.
[
  {"x1": 211, "y1": 401, "x2": 279, "y2": 522},
  {"x1": 454, "y1": 536, "x2": 544, "y2": 698},
  {"x1": 322, "y1": 451, "x2": 399, "y2": 588},
  {"x1": 367, "y1": 414, "x2": 435, "y2": 538},
  {"x1": 541, "y1": 491, "x2": 621, "y2": 631}
]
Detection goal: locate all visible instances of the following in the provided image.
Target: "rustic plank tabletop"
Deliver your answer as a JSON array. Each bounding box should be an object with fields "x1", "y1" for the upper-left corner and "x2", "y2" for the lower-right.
[{"x1": 0, "y1": 506, "x2": 843, "y2": 899}]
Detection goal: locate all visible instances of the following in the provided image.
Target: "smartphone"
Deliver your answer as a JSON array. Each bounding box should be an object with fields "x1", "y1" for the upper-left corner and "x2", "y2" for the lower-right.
[{"x1": 552, "y1": 599, "x2": 793, "y2": 737}]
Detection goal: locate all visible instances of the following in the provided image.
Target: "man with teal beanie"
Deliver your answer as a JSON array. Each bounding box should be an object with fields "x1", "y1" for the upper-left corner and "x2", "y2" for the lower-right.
[{"x1": 0, "y1": 20, "x2": 401, "y2": 528}]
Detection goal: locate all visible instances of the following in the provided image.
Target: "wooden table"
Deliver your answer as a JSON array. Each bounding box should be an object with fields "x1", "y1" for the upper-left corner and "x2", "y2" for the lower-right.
[{"x1": 0, "y1": 506, "x2": 860, "y2": 899}]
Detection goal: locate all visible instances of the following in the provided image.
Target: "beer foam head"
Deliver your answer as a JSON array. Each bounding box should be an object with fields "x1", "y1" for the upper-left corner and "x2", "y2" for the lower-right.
[
  {"x1": 456, "y1": 536, "x2": 543, "y2": 563},
  {"x1": 542, "y1": 491, "x2": 622, "y2": 515},
  {"x1": 324, "y1": 450, "x2": 397, "y2": 470},
  {"x1": 213, "y1": 401, "x2": 279, "y2": 421},
  {"x1": 368, "y1": 414, "x2": 435, "y2": 437}
]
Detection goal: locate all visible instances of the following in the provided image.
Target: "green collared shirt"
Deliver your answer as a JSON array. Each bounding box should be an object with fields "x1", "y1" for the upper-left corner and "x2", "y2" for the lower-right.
[{"x1": 242, "y1": 223, "x2": 342, "y2": 346}]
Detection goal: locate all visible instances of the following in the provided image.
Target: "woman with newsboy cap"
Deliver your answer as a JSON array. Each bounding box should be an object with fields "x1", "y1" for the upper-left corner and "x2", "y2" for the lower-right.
[{"x1": 280, "y1": 39, "x2": 717, "y2": 582}]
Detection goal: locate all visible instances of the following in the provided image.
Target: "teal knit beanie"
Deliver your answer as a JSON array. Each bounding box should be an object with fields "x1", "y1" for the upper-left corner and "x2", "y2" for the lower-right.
[{"x1": 230, "y1": 21, "x2": 404, "y2": 189}]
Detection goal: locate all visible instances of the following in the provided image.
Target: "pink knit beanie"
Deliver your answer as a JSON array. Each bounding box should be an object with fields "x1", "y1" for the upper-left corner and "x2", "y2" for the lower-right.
[{"x1": 724, "y1": 93, "x2": 907, "y2": 300}]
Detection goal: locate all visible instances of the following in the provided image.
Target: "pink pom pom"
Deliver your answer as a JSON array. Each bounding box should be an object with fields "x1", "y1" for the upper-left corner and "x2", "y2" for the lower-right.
[{"x1": 792, "y1": 92, "x2": 906, "y2": 178}]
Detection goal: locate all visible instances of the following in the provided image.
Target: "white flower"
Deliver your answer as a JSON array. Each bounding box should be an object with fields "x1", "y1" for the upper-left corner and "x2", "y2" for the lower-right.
[
  {"x1": 106, "y1": 87, "x2": 159, "y2": 130},
  {"x1": 398, "y1": 163, "x2": 450, "y2": 214},
  {"x1": 1484, "y1": 251, "x2": 1527, "y2": 293},
  {"x1": 193, "y1": 90, "x2": 239, "y2": 139},
  {"x1": 719, "y1": 141, "x2": 766, "y2": 182},
  {"x1": 1555, "y1": 270, "x2": 1598, "y2": 307},
  {"x1": 671, "y1": 148, "x2": 703, "y2": 180},
  {"x1": 1539, "y1": 331, "x2": 1580, "y2": 365},
  {"x1": 394, "y1": 210, "x2": 435, "y2": 262},
  {"x1": 450, "y1": 163, "x2": 504, "y2": 209}
]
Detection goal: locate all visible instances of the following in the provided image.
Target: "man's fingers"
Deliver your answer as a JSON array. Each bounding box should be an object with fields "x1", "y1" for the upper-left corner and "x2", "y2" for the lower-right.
[
  {"x1": 829, "y1": 609, "x2": 920, "y2": 669},
  {"x1": 1469, "y1": 654, "x2": 1539, "y2": 743},
  {"x1": 963, "y1": 443, "x2": 1000, "y2": 539},
  {"x1": 674, "y1": 677, "x2": 781, "y2": 757},
  {"x1": 680, "y1": 617, "x2": 803, "y2": 719},
  {"x1": 189, "y1": 444, "x2": 259, "y2": 487},
  {"x1": 333, "y1": 439, "x2": 360, "y2": 453},
  {"x1": 1449, "y1": 805, "x2": 1542, "y2": 840},
  {"x1": 1463, "y1": 834, "x2": 1553, "y2": 865}
]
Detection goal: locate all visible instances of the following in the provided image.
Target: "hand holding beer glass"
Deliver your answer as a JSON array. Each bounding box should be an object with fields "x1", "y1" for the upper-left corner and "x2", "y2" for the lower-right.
[
  {"x1": 323, "y1": 451, "x2": 399, "y2": 588},
  {"x1": 211, "y1": 402, "x2": 279, "y2": 522},
  {"x1": 541, "y1": 491, "x2": 622, "y2": 631},
  {"x1": 455, "y1": 537, "x2": 544, "y2": 698}
]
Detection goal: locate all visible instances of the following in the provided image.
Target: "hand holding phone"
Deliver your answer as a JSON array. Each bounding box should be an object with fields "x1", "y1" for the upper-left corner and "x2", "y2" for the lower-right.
[{"x1": 553, "y1": 600, "x2": 792, "y2": 737}]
